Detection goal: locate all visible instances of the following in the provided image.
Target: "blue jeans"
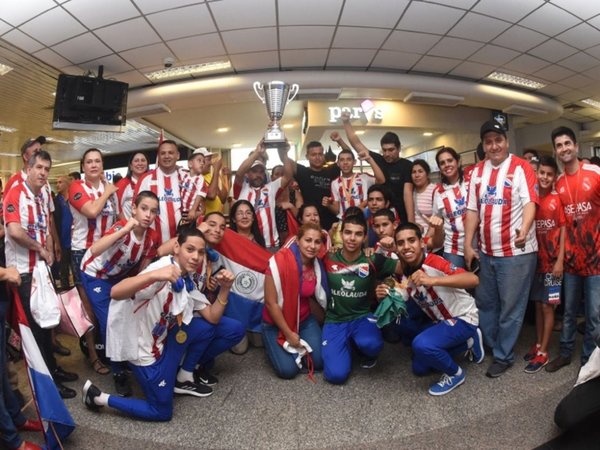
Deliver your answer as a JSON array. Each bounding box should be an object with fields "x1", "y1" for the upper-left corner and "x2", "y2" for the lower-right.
[
  {"x1": 322, "y1": 315, "x2": 383, "y2": 384},
  {"x1": 70, "y1": 249, "x2": 86, "y2": 285},
  {"x1": 476, "y1": 252, "x2": 536, "y2": 364},
  {"x1": 262, "y1": 315, "x2": 323, "y2": 379},
  {"x1": 559, "y1": 273, "x2": 600, "y2": 364},
  {"x1": 443, "y1": 252, "x2": 466, "y2": 270},
  {"x1": 0, "y1": 301, "x2": 26, "y2": 449}
]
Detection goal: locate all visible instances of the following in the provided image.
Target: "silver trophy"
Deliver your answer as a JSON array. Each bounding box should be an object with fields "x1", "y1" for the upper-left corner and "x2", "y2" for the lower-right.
[{"x1": 253, "y1": 80, "x2": 299, "y2": 148}]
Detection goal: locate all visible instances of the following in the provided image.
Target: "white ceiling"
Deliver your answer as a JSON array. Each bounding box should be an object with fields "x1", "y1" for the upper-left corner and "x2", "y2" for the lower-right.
[{"x1": 2, "y1": 0, "x2": 600, "y2": 172}]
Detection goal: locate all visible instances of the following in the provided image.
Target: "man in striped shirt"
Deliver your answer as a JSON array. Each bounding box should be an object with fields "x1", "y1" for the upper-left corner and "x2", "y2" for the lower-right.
[
  {"x1": 464, "y1": 120, "x2": 538, "y2": 378},
  {"x1": 4, "y1": 150, "x2": 78, "y2": 398}
]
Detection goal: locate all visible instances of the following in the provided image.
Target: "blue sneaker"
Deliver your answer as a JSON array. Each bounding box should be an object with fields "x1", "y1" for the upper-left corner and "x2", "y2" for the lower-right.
[
  {"x1": 468, "y1": 328, "x2": 485, "y2": 364},
  {"x1": 428, "y1": 371, "x2": 466, "y2": 396}
]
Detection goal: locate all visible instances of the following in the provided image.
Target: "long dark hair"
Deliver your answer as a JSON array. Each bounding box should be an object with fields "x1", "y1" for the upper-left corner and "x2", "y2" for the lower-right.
[
  {"x1": 229, "y1": 200, "x2": 266, "y2": 248},
  {"x1": 435, "y1": 147, "x2": 464, "y2": 185}
]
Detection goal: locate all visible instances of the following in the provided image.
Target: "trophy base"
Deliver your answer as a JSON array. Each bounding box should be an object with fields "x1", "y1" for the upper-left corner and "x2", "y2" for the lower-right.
[{"x1": 263, "y1": 129, "x2": 287, "y2": 148}]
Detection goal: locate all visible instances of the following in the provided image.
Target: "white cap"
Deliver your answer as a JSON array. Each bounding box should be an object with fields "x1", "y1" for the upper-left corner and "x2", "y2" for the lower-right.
[
  {"x1": 250, "y1": 160, "x2": 266, "y2": 169},
  {"x1": 193, "y1": 147, "x2": 214, "y2": 157}
]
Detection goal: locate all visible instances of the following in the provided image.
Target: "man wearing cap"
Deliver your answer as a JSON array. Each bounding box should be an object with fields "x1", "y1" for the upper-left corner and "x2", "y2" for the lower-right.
[
  {"x1": 234, "y1": 140, "x2": 292, "y2": 250},
  {"x1": 464, "y1": 120, "x2": 538, "y2": 378},
  {"x1": 198, "y1": 148, "x2": 230, "y2": 214}
]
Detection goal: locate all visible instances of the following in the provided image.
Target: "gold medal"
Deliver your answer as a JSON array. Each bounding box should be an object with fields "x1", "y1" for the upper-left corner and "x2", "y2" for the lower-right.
[{"x1": 175, "y1": 329, "x2": 187, "y2": 344}]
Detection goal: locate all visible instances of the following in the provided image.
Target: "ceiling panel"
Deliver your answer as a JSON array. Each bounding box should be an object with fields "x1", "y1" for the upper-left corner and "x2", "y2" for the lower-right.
[
  {"x1": 332, "y1": 27, "x2": 390, "y2": 49},
  {"x1": 94, "y1": 17, "x2": 162, "y2": 52},
  {"x1": 278, "y1": 0, "x2": 343, "y2": 26},
  {"x1": 51, "y1": 32, "x2": 111, "y2": 64},
  {"x1": 210, "y1": 0, "x2": 276, "y2": 31},
  {"x1": 550, "y1": 0, "x2": 600, "y2": 20},
  {"x1": 503, "y1": 54, "x2": 549, "y2": 73},
  {"x1": 528, "y1": 39, "x2": 578, "y2": 63},
  {"x1": 534, "y1": 64, "x2": 576, "y2": 82},
  {"x1": 449, "y1": 13, "x2": 511, "y2": 42},
  {"x1": 492, "y1": 25, "x2": 548, "y2": 52},
  {"x1": 2, "y1": 29, "x2": 44, "y2": 53},
  {"x1": 326, "y1": 49, "x2": 377, "y2": 67},
  {"x1": 428, "y1": 37, "x2": 484, "y2": 60},
  {"x1": 147, "y1": 4, "x2": 215, "y2": 41},
  {"x1": 79, "y1": 54, "x2": 134, "y2": 76},
  {"x1": 449, "y1": 61, "x2": 496, "y2": 79},
  {"x1": 397, "y1": 2, "x2": 464, "y2": 34},
  {"x1": 473, "y1": 0, "x2": 544, "y2": 23},
  {"x1": 167, "y1": 33, "x2": 225, "y2": 61},
  {"x1": 555, "y1": 23, "x2": 600, "y2": 50},
  {"x1": 62, "y1": 0, "x2": 140, "y2": 30},
  {"x1": 383, "y1": 30, "x2": 440, "y2": 54},
  {"x1": 559, "y1": 74, "x2": 595, "y2": 89},
  {"x1": 411, "y1": 55, "x2": 460, "y2": 74},
  {"x1": 558, "y1": 52, "x2": 600, "y2": 72},
  {"x1": 339, "y1": 0, "x2": 409, "y2": 28},
  {"x1": 518, "y1": 2, "x2": 581, "y2": 36},
  {"x1": 19, "y1": 7, "x2": 86, "y2": 46},
  {"x1": 0, "y1": 0, "x2": 55, "y2": 27},
  {"x1": 469, "y1": 44, "x2": 520, "y2": 66},
  {"x1": 279, "y1": 26, "x2": 335, "y2": 50},
  {"x1": 229, "y1": 50, "x2": 278, "y2": 71},
  {"x1": 279, "y1": 49, "x2": 328, "y2": 68},
  {"x1": 32, "y1": 48, "x2": 71, "y2": 68},
  {"x1": 429, "y1": 0, "x2": 478, "y2": 9},
  {"x1": 370, "y1": 50, "x2": 421, "y2": 71},
  {"x1": 131, "y1": 0, "x2": 206, "y2": 15},
  {"x1": 119, "y1": 42, "x2": 174, "y2": 68},
  {"x1": 222, "y1": 28, "x2": 277, "y2": 54}
]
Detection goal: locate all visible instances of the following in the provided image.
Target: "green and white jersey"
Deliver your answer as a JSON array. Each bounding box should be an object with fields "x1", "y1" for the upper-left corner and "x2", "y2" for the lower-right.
[{"x1": 323, "y1": 250, "x2": 397, "y2": 323}]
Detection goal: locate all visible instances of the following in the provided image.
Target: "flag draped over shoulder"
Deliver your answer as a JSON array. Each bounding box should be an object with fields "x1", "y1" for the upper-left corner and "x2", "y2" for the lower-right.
[
  {"x1": 213, "y1": 229, "x2": 271, "y2": 332},
  {"x1": 12, "y1": 289, "x2": 75, "y2": 450}
]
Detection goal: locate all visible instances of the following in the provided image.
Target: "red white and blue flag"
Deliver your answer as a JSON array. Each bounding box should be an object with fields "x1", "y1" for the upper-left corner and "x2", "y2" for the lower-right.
[
  {"x1": 12, "y1": 289, "x2": 75, "y2": 449},
  {"x1": 213, "y1": 229, "x2": 271, "y2": 332}
]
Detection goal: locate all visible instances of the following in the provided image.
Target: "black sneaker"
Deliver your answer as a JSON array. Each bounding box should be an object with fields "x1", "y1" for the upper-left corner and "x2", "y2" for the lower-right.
[
  {"x1": 485, "y1": 360, "x2": 513, "y2": 378},
  {"x1": 113, "y1": 372, "x2": 133, "y2": 397},
  {"x1": 56, "y1": 382, "x2": 76, "y2": 399},
  {"x1": 174, "y1": 380, "x2": 213, "y2": 397},
  {"x1": 82, "y1": 380, "x2": 103, "y2": 411},
  {"x1": 360, "y1": 358, "x2": 378, "y2": 369},
  {"x1": 53, "y1": 366, "x2": 78, "y2": 383},
  {"x1": 53, "y1": 341, "x2": 71, "y2": 356},
  {"x1": 194, "y1": 367, "x2": 219, "y2": 386}
]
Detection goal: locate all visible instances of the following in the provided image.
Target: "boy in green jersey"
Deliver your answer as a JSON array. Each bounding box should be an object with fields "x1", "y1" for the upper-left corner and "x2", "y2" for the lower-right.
[{"x1": 322, "y1": 214, "x2": 401, "y2": 384}]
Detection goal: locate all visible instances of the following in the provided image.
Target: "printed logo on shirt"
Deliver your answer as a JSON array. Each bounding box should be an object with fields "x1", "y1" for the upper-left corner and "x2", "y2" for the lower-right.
[
  {"x1": 480, "y1": 185, "x2": 509, "y2": 206},
  {"x1": 93, "y1": 286, "x2": 102, "y2": 293},
  {"x1": 158, "y1": 380, "x2": 166, "y2": 387},
  {"x1": 564, "y1": 202, "x2": 593, "y2": 216},
  {"x1": 341, "y1": 278, "x2": 355, "y2": 290}
]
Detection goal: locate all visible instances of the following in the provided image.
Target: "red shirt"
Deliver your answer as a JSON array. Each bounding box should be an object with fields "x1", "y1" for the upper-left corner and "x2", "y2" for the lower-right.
[
  {"x1": 555, "y1": 163, "x2": 600, "y2": 275},
  {"x1": 535, "y1": 192, "x2": 565, "y2": 273},
  {"x1": 262, "y1": 266, "x2": 316, "y2": 325}
]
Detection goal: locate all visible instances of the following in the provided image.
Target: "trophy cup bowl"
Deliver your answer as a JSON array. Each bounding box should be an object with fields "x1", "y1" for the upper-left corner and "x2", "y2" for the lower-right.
[{"x1": 253, "y1": 80, "x2": 299, "y2": 148}]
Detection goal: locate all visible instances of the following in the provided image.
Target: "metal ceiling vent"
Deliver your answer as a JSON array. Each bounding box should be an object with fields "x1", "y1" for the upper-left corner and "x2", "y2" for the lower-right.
[
  {"x1": 403, "y1": 92, "x2": 464, "y2": 107},
  {"x1": 503, "y1": 104, "x2": 547, "y2": 116},
  {"x1": 127, "y1": 103, "x2": 172, "y2": 118},
  {"x1": 295, "y1": 88, "x2": 342, "y2": 101}
]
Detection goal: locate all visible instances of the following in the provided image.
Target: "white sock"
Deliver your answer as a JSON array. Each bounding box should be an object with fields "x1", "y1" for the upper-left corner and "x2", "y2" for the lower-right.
[
  {"x1": 96, "y1": 392, "x2": 109, "y2": 406},
  {"x1": 177, "y1": 369, "x2": 194, "y2": 383},
  {"x1": 454, "y1": 367, "x2": 463, "y2": 377}
]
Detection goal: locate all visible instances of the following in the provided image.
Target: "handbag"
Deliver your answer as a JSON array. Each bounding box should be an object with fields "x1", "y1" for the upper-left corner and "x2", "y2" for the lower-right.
[
  {"x1": 30, "y1": 261, "x2": 61, "y2": 329},
  {"x1": 56, "y1": 287, "x2": 94, "y2": 338}
]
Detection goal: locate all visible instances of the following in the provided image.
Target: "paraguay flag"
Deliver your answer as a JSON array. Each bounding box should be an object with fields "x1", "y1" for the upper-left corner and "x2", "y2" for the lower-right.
[
  {"x1": 213, "y1": 229, "x2": 271, "y2": 332},
  {"x1": 12, "y1": 289, "x2": 75, "y2": 449}
]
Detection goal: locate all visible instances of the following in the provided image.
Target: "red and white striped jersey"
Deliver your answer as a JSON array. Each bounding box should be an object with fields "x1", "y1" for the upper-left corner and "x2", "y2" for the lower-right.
[
  {"x1": 555, "y1": 163, "x2": 600, "y2": 276},
  {"x1": 115, "y1": 176, "x2": 136, "y2": 219},
  {"x1": 433, "y1": 181, "x2": 468, "y2": 256},
  {"x1": 180, "y1": 173, "x2": 208, "y2": 214},
  {"x1": 330, "y1": 173, "x2": 374, "y2": 218},
  {"x1": 403, "y1": 253, "x2": 478, "y2": 326},
  {"x1": 467, "y1": 155, "x2": 538, "y2": 257},
  {"x1": 81, "y1": 219, "x2": 159, "y2": 279},
  {"x1": 135, "y1": 167, "x2": 186, "y2": 245},
  {"x1": 3, "y1": 183, "x2": 50, "y2": 274},
  {"x1": 234, "y1": 177, "x2": 282, "y2": 248},
  {"x1": 69, "y1": 180, "x2": 119, "y2": 251},
  {"x1": 5, "y1": 170, "x2": 55, "y2": 214},
  {"x1": 128, "y1": 256, "x2": 189, "y2": 366}
]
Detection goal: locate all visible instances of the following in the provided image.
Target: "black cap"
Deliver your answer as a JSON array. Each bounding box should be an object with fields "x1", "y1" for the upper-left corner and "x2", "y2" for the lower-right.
[
  {"x1": 20, "y1": 136, "x2": 46, "y2": 156},
  {"x1": 480, "y1": 121, "x2": 506, "y2": 140}
]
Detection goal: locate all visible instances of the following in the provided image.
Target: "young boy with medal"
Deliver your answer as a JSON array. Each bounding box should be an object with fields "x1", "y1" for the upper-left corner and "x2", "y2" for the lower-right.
[{"x1": 82, "y1": 226, "x2": 244, "y2": 421}]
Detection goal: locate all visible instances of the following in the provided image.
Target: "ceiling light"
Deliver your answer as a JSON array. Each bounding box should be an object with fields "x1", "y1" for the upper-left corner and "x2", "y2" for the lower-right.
[
  {"x1": 216, "y1": 127, "x2": 229, "y2": 133},
  {"x1": 0, "y1": 63, "x2": 13, "y2": 76},
  {"x1": 46, "y1": 137, "x2": 74, "y2": 144},
  {"x1": 582, "y1": 98, "x2": 600, "y2": 110},
  {"x1": 231, "y1": 143, "x2": 242, "y2": 148},
  {"x1": 355, "y1": 130, "x2": 365, "y2": 135},
  {"x1": 145, "y1": 61, "x2": 231, "y2": 81},
  {"x1": 486, "y1": 72, "x2": 546, "y2": 90},
  {"x1": 0, "y1": 125, "x2": 17, "y2": 133},
  {"x1": 423, "y1": 132, "x2": 433, "y2": 137},
  {"x1": 52, "y1": 160, "x2": 79, "y2": 168},
  {"x1": 282, "y1": 124, "x2": 294, "y2": 129}
]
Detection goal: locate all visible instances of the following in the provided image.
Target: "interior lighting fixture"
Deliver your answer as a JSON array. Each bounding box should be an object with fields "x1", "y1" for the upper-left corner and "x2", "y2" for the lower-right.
[
  {"x1": 423, "y1": 132, "x2": 433, "y2": 137},
  {"x1": 282, "y1": 124, "x2": 294, "y2": 129},
  {"x1": 0, "y1": 63, "x2": 13, "y2": 76},
  {"x1": 145, "y1": 61, "x2": 231, "y2": 81},
  {"x1": 486, "y1": 72, "x2": 546, "y2": 90},
  {"x1": 355, "y1": 130, "x2": 365, "y2": 135},
  {"x1": 231, "y1": 143, "x2": 242, "y2": 148},
  {"x1": 582, "y1": 98, "x2": 600, "y2": 110},
  {"x1": 0, "y1": 125, "x2": 17, "y2": 133},
  {"x1": 216, "y1": 127, "x2": 229, "y2": 133}
]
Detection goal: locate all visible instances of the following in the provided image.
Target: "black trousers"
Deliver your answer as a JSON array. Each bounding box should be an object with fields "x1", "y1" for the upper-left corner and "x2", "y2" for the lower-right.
[
  {"x1": 555, "y1": 375, "x2": 600, "y2": 429},
  {"x1": 16, "y1": 273, "x2": 57, "y2": 373}
]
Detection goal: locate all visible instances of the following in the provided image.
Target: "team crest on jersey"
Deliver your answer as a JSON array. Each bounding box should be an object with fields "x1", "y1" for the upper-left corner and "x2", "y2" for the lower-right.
[
  {"x1": 6, "y1": 204, "x2": 14, "y2": 213},
  {"x1": 234, "y1": 270, "x2": 258, "y2": 294},
  {"x1": 356, "y1": 263, "x2": 369, "y2": 278},
  {"x1": 255, "y1": 190, "x2": 270, "y2": 209},
  {"x1": 485, "y1": 185, "x2": 497, "y2": 198},
  {"x1": 73, "y1": 192, "x2": 82, "y2": 201},
  {"x1": 504, "y1": 179, "x2": 512, "y2": 188},
  {"x1": 341, "y1": 278, "x2": 355, "y2": 290}
]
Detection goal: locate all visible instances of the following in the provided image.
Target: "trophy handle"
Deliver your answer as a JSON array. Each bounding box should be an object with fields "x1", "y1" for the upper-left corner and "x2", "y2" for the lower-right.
[
  {"x1": 286, "y1": 84, "x2": 299, "y2": 104},
  {"x1": 253, "y1": 81, "x2": 265, "y2": 103}
]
